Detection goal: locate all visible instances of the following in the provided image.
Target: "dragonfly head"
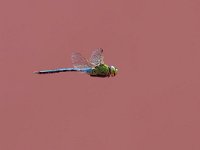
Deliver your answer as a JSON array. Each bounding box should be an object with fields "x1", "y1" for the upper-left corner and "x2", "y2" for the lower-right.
[{"x1": 109, "y1": 66, "x2": 118, "y2": 77}]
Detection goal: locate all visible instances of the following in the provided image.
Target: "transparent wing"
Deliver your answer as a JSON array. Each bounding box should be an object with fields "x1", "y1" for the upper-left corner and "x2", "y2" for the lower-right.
[
  {"x1": 71, "y1": 52, "x2": 92, "y2": 68},
  {"x1": 89, "y1": 48, "x2": 104, "y2": 66}
]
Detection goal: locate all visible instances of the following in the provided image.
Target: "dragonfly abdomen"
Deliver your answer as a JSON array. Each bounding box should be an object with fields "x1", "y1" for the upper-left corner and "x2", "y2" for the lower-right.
[{"x1": 34, "y1": 68, "x2": 92, "y2": 74}]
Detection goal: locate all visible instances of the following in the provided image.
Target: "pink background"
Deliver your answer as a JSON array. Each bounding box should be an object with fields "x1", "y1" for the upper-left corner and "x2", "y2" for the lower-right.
[{"x1": 1, "y1": 0, "x2": 200, "y2": 149}]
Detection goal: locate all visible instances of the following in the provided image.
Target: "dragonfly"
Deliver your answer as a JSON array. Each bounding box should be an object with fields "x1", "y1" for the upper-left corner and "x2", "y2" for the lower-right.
[{"x1": 34, "y1": 48, "x2": 118, "y2": 77}]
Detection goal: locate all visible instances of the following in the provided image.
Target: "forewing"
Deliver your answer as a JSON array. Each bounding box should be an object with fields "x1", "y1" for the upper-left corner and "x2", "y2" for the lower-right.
[
  {"x1": 89, "y1": 48, "x2": 104, "y2": 66},
  {"x1": 71, "y1": 52, "x2": 91, "y2": 68}
]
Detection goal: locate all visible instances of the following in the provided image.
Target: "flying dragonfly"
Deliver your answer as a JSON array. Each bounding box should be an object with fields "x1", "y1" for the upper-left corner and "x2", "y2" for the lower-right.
[{"x1": 34, "y1": 48, "x2": 118, "y2": 77}]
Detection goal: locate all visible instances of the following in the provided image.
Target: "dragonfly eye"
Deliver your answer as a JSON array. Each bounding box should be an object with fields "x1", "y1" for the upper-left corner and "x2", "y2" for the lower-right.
[{"x1": 110, "y1": 66, "x2": 118, "y2": 77}]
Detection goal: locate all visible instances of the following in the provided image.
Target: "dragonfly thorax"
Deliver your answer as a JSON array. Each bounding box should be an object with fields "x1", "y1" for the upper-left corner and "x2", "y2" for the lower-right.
[{"x1": 89, "y1": 64, "x2": 118, "y2": 77}]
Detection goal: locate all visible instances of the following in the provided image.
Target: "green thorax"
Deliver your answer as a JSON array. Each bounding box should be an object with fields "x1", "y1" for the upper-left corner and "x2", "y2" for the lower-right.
[{"x1": 90, "y1": 64, "x2": 110, "y2": 77}]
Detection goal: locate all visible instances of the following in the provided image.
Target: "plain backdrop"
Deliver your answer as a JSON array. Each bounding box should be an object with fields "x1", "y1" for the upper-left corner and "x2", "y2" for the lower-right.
[{"x1": 0, "y1": 0, "x2": 200, "y2": 150}]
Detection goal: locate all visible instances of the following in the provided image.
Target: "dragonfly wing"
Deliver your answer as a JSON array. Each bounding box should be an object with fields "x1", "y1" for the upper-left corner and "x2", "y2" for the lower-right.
[
  {"x1": 89, "y1": 48, "x2": 104, "y2": 66},
  {"x1": 71, "y1": 52, "x2": 92, "y2": 68}
]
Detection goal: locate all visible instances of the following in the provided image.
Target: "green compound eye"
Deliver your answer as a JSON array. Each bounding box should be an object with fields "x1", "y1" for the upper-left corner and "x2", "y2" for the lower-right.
[{"x1": 109, "y1": 66, "x2": 118, "y2": 76}]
